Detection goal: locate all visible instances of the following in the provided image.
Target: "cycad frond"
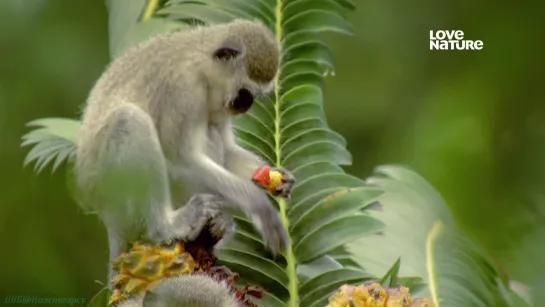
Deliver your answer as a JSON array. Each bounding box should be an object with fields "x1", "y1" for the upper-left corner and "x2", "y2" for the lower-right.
[
  {"x1": 21, "y1": 118, "x2": 79, "y2": 173},
  {"x1": 158, "y1": 1, "x2": 385, "y2": 306}
]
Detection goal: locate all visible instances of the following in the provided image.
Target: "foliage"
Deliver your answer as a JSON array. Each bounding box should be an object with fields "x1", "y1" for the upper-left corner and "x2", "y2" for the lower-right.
[
  {"x1": 349, "y1": 165, "x2": 532, "y2": 307},
  {"x1": 21, "y1": 118, "x2": 80, "y2": 173},
  {"x1": 19, "y1": 1, "x2": 535, "y2": 307}
]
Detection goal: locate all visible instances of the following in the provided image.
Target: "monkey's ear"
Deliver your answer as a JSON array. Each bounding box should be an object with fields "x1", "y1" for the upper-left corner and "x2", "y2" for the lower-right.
[{"x1": 214, "y1": 43, "x2": 240, "y2": 61}]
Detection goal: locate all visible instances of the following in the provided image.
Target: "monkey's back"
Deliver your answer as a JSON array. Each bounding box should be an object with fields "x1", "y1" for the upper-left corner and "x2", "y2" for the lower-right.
[
  {"x1": 74, "y1": 27, "x2": 216, "y2": 213},
  {"x1": 82, "y1": 29, "x2": 209, "y2": 126},
  {"x1": 78, "y1": 19, "x2": 279, "y2": 149},
  {"x1": 74, "y1": 19, "x2": 280, "y2": 210}
]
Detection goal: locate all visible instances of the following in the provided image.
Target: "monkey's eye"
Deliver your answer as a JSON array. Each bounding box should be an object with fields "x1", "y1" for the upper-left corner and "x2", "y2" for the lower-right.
[
  {"x1": 230, "y1": 88, "x2": 254, "y2": 114},
  {"x1": 214, "y1": 45, "x2": 240, "y2": 61}
]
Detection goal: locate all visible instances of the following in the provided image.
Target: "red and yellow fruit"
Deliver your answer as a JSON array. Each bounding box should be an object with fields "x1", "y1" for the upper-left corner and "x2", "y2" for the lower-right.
[{"x1": 252, "y1": 165, "x2": 284, "y2": 193}]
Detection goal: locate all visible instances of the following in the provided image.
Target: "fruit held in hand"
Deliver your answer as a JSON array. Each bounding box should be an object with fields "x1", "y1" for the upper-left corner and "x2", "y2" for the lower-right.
[
  {"x1": 252, "y1": 165, "x2": 284, "y2": 193},
  {"x1": 269, "y1": 170, "x2": 283, "y2": 189}
]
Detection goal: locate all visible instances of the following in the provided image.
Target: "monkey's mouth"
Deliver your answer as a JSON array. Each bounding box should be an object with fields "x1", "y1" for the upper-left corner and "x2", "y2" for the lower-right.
[{"x1": 228, "y1": 88, "x2": 254, "y2": 115}]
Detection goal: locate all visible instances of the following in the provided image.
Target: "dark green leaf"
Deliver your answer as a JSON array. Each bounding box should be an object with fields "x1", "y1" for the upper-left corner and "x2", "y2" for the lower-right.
[
  {"x1": 294, "y1": 214, "x2": 384, "y2": 263},
  {"x1": 379, "y1": 258, "x2": 401, "y2": 287},
  {"x1": 86, "y1": 287, "x2": 110, "y2": 307}
]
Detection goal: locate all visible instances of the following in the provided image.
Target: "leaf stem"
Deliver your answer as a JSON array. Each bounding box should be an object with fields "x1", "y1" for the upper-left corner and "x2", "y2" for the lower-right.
[
  {"x1": 273, "y1": 0, "x2": 299, "y2": 306},
  {"x1": 426, "y1": 220, "x2": 443, "y2": 307},
  {"x1": 141, "y1": 0, "x2": 159, "y2": 21}
]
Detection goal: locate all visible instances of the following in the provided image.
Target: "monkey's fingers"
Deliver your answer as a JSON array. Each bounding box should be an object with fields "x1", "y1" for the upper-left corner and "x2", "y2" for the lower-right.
[
  {"x1": 264, "y1": 217, "x2": 289, "y2": 255},
  {"x1": 269, "y1": 167, "x2": 295, "y2": 199},
  {"x1": 208, "y1": 212, "x2": 235, "y2": 241},
  {"x1": 271, "y1": 167, "x2": 296, "y2": 183},
  {"x1": 273, "y1": 183, "x2": 293, "y2": 199}
]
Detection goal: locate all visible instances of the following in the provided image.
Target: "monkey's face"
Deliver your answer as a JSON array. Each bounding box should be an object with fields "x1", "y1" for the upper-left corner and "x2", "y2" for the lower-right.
[
  {"x1": 212, "y1": 41, "x2": 276, "y2": 115},
  {"x1": 227, "y1": 79, "x2": 274, "y2": 115},
  {"x1": 228, "y1": 88, "x2": 254, "y2": 115}
]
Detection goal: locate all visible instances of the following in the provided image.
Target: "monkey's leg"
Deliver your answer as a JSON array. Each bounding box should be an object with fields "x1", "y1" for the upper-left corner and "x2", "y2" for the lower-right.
[
  {"x1": 97, "y1": 104, "x2": 233, "y2": 244},
  {"x1": 105, "y1": 223, "x2": 128, "y2": 288},
  {"x1": 97, "y1": 103, "x2": 181, "y2": 244}
]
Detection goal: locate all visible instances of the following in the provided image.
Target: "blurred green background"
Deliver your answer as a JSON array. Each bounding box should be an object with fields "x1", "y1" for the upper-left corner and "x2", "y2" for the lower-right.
[{"x1": 1, "y1": 0, "x2": 544, "y2": 301}]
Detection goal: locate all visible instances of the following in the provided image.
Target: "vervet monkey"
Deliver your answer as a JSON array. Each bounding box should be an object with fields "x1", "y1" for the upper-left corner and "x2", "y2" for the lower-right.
[
  {"x1": 74, "y1": 19, "x2": 295, "y2": 282},
  {"x1": 116, "y1": 275, "x2": 240, "y2": 307}
]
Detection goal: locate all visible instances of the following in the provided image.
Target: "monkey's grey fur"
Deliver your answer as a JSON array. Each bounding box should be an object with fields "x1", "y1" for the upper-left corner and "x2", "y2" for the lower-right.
[
  {"x1": 116, "y1": 275, "x2": 241, "y2": 307},
  {"x1": 74, "y1": 19, "x2": 294, "y2": 285}
]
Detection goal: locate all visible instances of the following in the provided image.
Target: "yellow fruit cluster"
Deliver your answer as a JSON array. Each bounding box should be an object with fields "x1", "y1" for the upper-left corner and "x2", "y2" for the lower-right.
[
  {"x1": 327, "y1": 282, "x2": 434, "y2": 307},
  {"x1": 109, "y1": 241, "x2": 197, "y2": 305},
  {"x1": 108, "y1": 241, "x2": 434, "y2": 307}
]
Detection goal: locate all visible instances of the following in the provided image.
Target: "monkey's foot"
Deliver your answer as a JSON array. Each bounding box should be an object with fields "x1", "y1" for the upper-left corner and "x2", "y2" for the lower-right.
[{"x1": 326, "y1": 281, "x2": 435, "y2": 307}]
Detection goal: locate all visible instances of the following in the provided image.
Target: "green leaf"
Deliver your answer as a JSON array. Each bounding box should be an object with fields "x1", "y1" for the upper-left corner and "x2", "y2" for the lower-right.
[
  {"x1": 282, "y1": 10, "x2": 355, "y2": 36},
  {"x1": 158, "y1": 3, "x2": 238, "y2": 25},
  {"x1": 283, "y1": 0, "x2": 347, "y2": 22},
  {"x1": 298, "y1": 268, "x2": 373, "y2": 307},
  {"x1": 289, "y1": 187, "x2": 383, "y2": 244},
  {"x1": 117, "y1": 18, "x2": 187, "y2": 57},
  {"x1": 105, "y1": 0, "x2": 147, "y2": 58},
  {"x1": 21, "y1": 118, "x2": 80, "y2": 174},
  {"x1": 379, "y1": 258, "x2": 401, "y2": 287},
  {"x1": 86, "y1": 287, "x2": 110, "y2": 307},
  {"x1": 348, "y1": 165, "x2": 525, "y2": 306},
  {"x1": 398, "y1": 276, "x2": 427, "y2": 295},
  {"x1": 164, "y1": 0, "x2": 272, "y2": 23},
  {"x1": 107, "y1": 0, "x2": 187, "y2": 58},
  {"x1": 294, "y1": 214, "x2": 384, "y2": 263}
]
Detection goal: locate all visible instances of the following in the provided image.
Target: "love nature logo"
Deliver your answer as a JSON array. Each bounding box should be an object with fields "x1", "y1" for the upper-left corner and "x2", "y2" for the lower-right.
[{"x1": 430, "y1": 30, "x2": 484, "y2": 51}]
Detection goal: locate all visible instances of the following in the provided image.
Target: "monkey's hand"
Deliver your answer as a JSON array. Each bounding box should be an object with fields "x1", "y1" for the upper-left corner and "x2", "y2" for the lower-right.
[
  {"x1": 146, "y1": 194, "x2": 232, "y2": 245},
  {"x1": 270, "y1": 167, "x2": 295, "y2": 198},
  {"x1": 248, "y1": 196, "x2": 289, "y2": 255},
  {"x1": 252, "y1": 166, "x2": 296, "y2": 199},
  {"x1": 170, "y1": 194, "x2": 234, "y2": 243},
  {"x1": 208, "y1": 206, "x2": 236, "y2": 245}
]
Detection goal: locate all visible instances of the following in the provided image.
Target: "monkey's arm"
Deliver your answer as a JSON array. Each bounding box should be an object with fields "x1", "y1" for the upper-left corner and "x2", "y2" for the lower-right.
[
  {"x1": 222, "y1": 121, "x2": 295, "y2": 198},
  {"x1": 222, "y1": 122, "x2": 265, "y2": 180},
  {"x1": 172, "y1": 111, "x2": 288, "y2": 253}
]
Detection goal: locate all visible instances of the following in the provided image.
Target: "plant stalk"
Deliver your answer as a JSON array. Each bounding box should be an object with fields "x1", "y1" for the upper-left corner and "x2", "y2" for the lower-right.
[
  {"x1": 274, "y1": 0, "x2": 299, "y2": 306},
  {"x1": 141, "y1": 0, "x2": 159, "y2": 21},
  {"x1": 426, "y1": 220, "x2": 443, "y2": 306}
]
